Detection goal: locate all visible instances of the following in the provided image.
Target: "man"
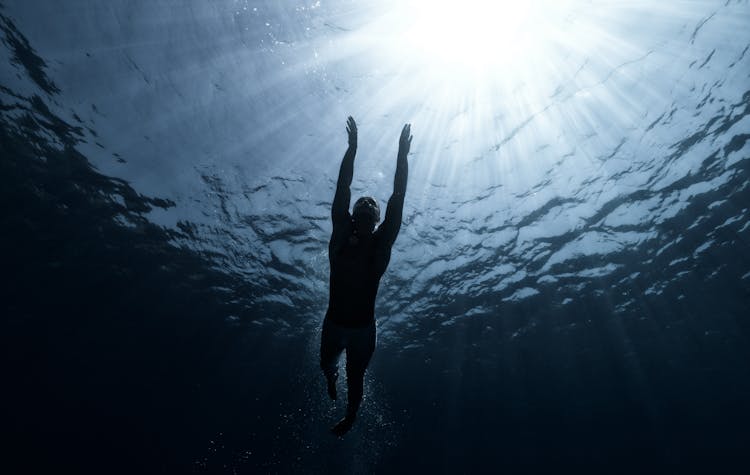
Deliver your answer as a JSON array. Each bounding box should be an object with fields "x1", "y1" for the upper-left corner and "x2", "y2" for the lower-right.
[{"x1": 321, "y1": 116, "x2": 411, "y2": 436}]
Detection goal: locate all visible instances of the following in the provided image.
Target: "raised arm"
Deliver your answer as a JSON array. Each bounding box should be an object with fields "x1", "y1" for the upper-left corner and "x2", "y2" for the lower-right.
[
  {"x1": 332, "y1": 116, "x2": 357, "y2": 225},
  {"x1": 379, "y1": 123, "x2": 411, "y2": 245}
]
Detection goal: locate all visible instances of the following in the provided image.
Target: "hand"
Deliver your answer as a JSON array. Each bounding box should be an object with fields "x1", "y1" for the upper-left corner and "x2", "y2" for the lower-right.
[
  {"x1": 346, "y1": 116, "x2": 357, "y2": 147},
  {"x1": 399, "y1": 123, "x2": 412, "y2": 156}
]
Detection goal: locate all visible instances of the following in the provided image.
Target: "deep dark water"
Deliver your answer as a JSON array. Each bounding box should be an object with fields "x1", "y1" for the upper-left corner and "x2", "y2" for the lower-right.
[{"x1": 3, "y1": 3, "x2": 750, "y2": 474}]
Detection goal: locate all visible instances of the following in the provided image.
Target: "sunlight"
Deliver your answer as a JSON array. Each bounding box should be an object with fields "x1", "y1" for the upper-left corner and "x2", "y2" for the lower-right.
[
  {"x1": 340, "y1": 0, "x2": 599, "y2": 111},
  {"x1": 342, "y1": 0, "x2": 596, "y2": 175},
  {"x1": 305, "y1": 0, "x2": 704, "y2": 188},
  {"x1": 381, "y1": 0, "x2": 579, "y2": 79},
  {"x1": 404, "y1": 0, "x2": 538, "y2": 71}
]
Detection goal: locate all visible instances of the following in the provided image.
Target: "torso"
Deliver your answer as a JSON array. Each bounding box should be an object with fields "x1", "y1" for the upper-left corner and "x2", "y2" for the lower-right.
[{"x1": 326, "y1": 220, "x2": 391, "y2": 328}]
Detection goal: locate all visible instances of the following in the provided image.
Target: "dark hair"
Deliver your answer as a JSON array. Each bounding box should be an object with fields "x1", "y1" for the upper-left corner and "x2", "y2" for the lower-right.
[{"x1": 353, "y1": 196, "x2": 380, "y2": 222}]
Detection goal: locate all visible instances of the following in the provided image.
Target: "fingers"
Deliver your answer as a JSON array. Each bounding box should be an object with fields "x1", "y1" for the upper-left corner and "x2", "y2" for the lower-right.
[
  {"x1": 400, "y1": 123, "x2": 412, "y2": 147},
  {"x1": 401, "y1": 123, "x2": 411, "y2": 138}
]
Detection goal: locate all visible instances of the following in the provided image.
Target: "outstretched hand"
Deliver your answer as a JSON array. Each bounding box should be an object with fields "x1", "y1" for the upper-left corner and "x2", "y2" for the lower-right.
[
  {"x1": 399, "y1": 123, "x2": 412, "y2": 156},
  {"x1": 346, "y1": 116, "x2": 357, "y2": 147}
]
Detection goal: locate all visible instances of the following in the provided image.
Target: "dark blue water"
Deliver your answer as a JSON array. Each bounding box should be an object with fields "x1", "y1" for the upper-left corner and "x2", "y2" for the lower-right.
[{"x1": 2, "y1": 1, "x2": 750, "y2": 473}]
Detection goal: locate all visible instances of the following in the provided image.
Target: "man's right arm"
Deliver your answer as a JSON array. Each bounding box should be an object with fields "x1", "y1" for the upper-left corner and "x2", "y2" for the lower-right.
[{"x1": 332, "y1": 116, "x2": 357, "y2": 230}]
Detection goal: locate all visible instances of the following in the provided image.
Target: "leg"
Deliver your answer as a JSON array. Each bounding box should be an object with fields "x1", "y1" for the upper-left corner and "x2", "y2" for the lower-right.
[
  {"x1": 344, "y1": 324, "x2": 376, "y2": 417},
  {"x1": 320, "y1": 319, "x2": 345, "y2": 400},
  {"x1": 331, "y1": 323, "x2": 376, "y2": 436}
]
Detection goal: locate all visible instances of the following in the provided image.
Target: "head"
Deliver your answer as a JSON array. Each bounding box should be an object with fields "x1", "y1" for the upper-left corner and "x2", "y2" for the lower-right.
[{"x1": 352, "y1": 196, "x2": 380, "y2": 235}]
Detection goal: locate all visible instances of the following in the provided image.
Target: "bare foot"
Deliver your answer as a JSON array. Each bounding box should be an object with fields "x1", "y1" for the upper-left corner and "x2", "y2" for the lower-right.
[{"x1": 330, "y1": 414, "x2": 356, "y2": 436}]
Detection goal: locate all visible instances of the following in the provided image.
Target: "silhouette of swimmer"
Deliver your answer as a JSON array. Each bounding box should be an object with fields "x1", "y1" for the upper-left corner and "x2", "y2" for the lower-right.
[{"x1": 321, "y1": 116, "x2": 411, "y2": 436}]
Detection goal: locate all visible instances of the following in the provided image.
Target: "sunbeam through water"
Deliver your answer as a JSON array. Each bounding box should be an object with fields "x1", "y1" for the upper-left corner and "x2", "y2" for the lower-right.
[{"x1": 2, "y1": 0, "x2": 750, "y2": 473}]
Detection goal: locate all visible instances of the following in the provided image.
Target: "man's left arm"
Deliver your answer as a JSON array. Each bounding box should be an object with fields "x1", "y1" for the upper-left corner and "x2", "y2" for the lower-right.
[{"x1": 379, "y1": 124, "x2": 411, "y2": 247}]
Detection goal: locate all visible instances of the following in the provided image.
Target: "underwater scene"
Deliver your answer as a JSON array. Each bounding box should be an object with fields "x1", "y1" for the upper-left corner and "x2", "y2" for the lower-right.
[{"x1": 2, "y1": 0, "x2": 749, "y2": 473}]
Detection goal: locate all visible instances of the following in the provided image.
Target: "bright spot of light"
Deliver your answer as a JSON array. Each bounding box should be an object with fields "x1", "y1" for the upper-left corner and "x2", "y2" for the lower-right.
[
  {"x1": 333, "y1": 0, "x2": 604, "y2": 111},
  {"x1": 404, "y1": 0, "x2": 538, "y2": 70},
  {"x1": 372, "y1": 0, "x2": 582, "y2": 82},
  {"x1": 306, "y1": 0, "x2": 703, "y2": 184}
]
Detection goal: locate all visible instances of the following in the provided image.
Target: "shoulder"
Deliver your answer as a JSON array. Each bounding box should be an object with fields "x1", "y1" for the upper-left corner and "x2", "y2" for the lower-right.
[
  {"x1": 373, "y1": 226, "x2": 394, "y2": 252},
  {"x1": 333, "y1": 210, "x2": 352, "y2": 229},
  {"x1": 330, "y1": 216, "x2": 352, "y2": 249}
]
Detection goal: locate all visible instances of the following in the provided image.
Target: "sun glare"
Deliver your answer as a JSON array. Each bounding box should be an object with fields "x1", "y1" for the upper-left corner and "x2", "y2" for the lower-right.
[
  {"x1": 359, "y1": 0, "x2": 581, "y2": 91},
  {"x1": 405, "y1": 0, "x2": 537, "y2": 70}
]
